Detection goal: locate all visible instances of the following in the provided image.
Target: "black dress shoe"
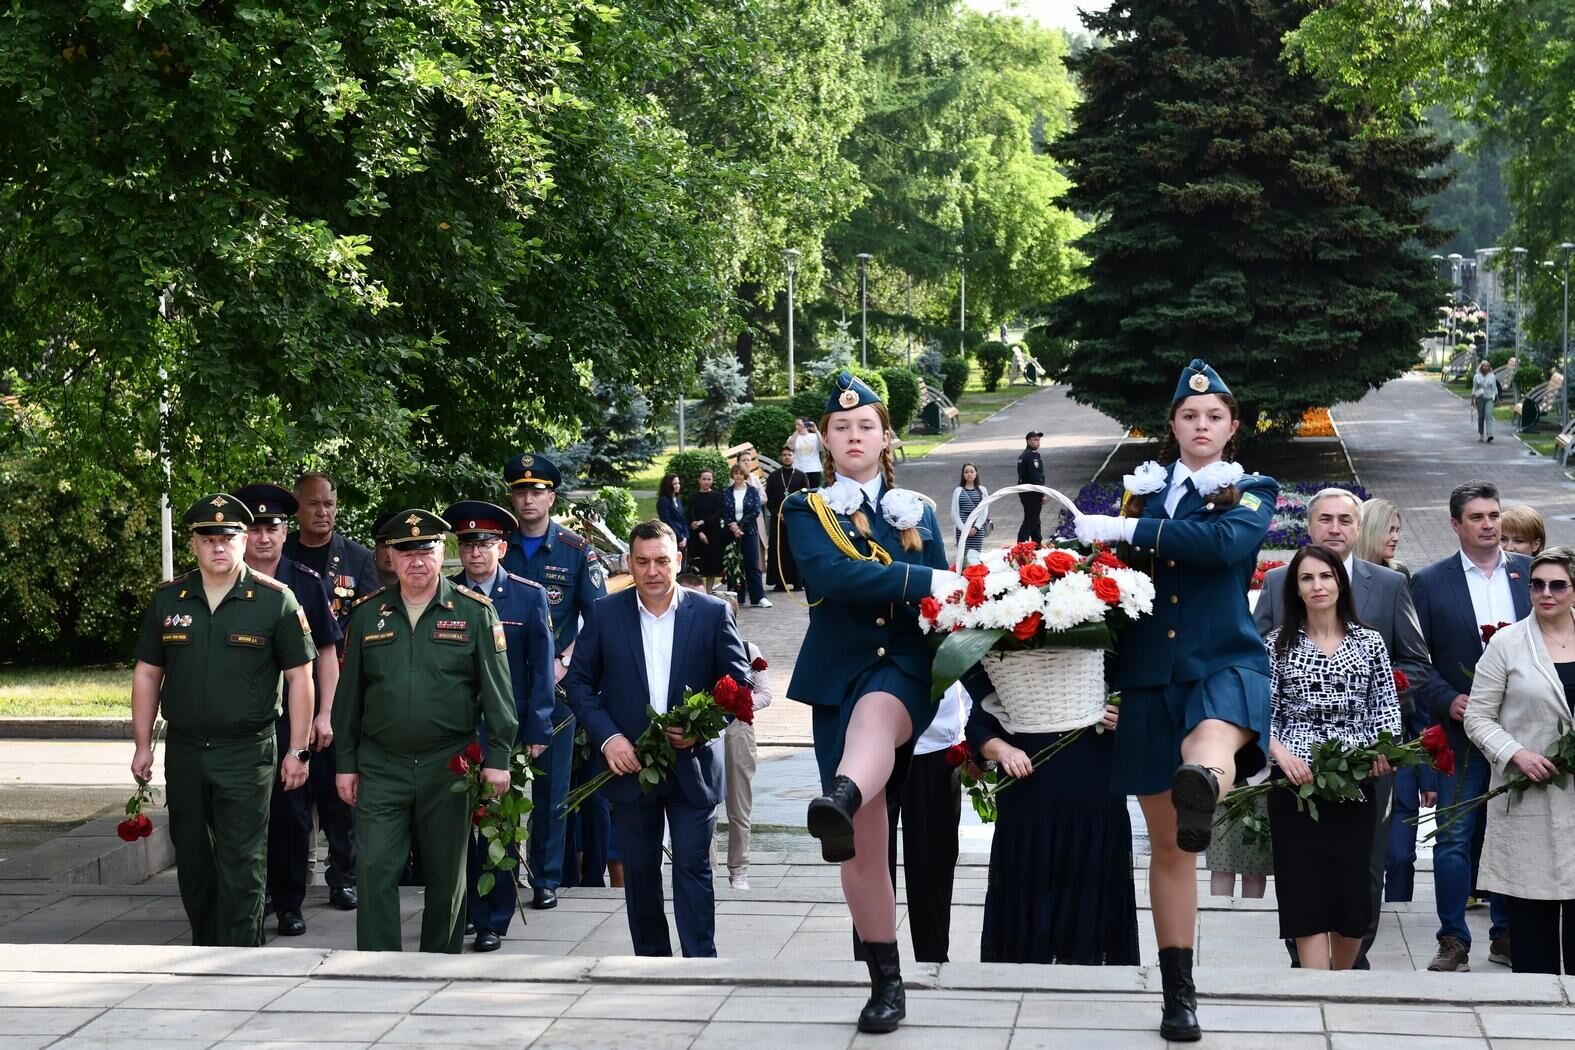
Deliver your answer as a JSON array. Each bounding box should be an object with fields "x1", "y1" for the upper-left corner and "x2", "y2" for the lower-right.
[
  {"x1": 465, "y1": 920, "x2": 477, "y2": 935},
  {"x1": 277, "y1": 911, "x2": 306, "y2": 937},
  {"x1": 473, "y1": 929, "x2": 502, "y2": 953},
  {"x1": 532, "y1": 887, "x2": 558, "y2": 910},
  {"x1": 807, "y1": 775, "x2": 862, "y2": 863},
  {"x1": 1158, "y1": 946, "x2": 1201, "y2": 1041},
  {"x1": 1171, "y1": 764, "x2": 1220, "y2": 854},
  {"x1": 328, "y1": 886, "x2": 358, "y2": 911},
  {"x1": 856, "y1": 939, "x2": 906, "y2": 1034}
]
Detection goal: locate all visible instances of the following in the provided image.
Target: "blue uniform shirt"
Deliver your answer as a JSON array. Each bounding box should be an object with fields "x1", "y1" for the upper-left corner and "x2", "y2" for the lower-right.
[
  {"x1": 451, "y1": 566, "x2": 556, "y2": 745},
  {"x1": 271, "y1": 557, "x2": 342, "y2": 708},
  {"x1": 501, "y1": 519, "x2": 608, "y2": 654},
  {"x1": 1118, "y1": 466, "x2": 1279, "y2": 690}
]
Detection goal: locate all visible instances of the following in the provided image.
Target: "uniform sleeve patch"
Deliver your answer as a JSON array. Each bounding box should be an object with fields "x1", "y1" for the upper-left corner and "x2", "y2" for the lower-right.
[
  {"x1": 297, "y1": 608, "x2": 311, "y2": 635},
  {"x1": 492, "y1": 622, "x2": 507, "y2": 652},
  {"x1": 1239, "y1": 493, "x2": 1263, "y2": 512}
]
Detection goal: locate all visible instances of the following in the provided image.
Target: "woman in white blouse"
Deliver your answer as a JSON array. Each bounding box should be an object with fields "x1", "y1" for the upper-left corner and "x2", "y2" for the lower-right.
[
  {"x1": 1465, "y1": 546, "x2": 1575, "y2": 974},
  {"x1": 792, "y1": 418, "x2": 824, "y2": 488},
  {"x1": 1265, "y1": 543, "x2": 1400, "y2": 970}
]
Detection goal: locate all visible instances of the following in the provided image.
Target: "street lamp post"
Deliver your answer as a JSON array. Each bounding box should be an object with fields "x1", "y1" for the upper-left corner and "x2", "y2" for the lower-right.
[
  {"x1": 1562, "y1": 242, "x2": 1575, "y2": 427},
  {"x1": 905, "y1": 273, "x2": 913, "y2": 367},
  {"x1": 1448, "y1": 253, "x2": 1463, "y2": 361},
  {"x1": 1512, "y1": 246, "x2": 1528, "y2": 359},
  {"x1": 856, "y1": 253, "x2": 872, "y2": 368},
  {"x1": 958, "y1": 254, "x2": 967, "y2": 355},
  {"x1": 1478, "y1": 247, "x2": 1501, "y2": 359},
  {"x1": 155, "y1": 286, "x2": 176, "y2": 581},
  {"x1": 782, "y1": 248, "x2": 801, "y2": 397}
]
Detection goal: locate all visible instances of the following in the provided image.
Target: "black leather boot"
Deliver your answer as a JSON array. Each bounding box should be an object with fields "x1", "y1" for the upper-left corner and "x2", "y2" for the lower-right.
[
  {"x1": 1171, "y1": 763, "x2": 1220, "y2": 853},
  {"x1": 857, "y1": 939, "x2": 905, "y2": 1034},
  {"x1": 1158, "y1": 946, "x2": 1202, "y2": 1041},
  {"x1": 807, "y1": 775, "x2": 862, "y2": 862}
]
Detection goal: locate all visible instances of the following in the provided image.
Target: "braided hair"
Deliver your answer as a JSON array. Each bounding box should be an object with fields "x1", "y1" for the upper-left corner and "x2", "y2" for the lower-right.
[
  {"x1": 819, "y1": 403, "x2": 924, "y2": 552},
  {"x1": 1121, "y1": 393, "x2": 1243, "y2": 519}
]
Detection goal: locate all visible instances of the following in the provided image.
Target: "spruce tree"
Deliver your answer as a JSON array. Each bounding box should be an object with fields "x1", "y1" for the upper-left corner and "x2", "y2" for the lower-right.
[{"x1": 1049, "y1": 0, "x2": 1449, "y2": 439}]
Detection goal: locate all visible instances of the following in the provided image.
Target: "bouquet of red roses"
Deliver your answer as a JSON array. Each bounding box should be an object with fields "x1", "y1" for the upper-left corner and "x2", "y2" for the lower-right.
[
  {"x1": 448, "y1": 740, "x2": 538, "y2": 922},
  {"x1": 116, "y1": 776, "x2": 157, "y2": 842},
  {"x1": 561, "y1": 676, "x2": 753, "y2": 812}
]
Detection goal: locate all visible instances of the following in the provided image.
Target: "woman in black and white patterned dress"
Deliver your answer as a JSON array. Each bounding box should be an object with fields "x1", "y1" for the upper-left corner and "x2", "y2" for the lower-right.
[
  {"x1": 950, "y1": 463, "x2": 989, "y2": 560},
  {"x1": 1264, "y1": 543, "x2": 1401, "y2": 970}
]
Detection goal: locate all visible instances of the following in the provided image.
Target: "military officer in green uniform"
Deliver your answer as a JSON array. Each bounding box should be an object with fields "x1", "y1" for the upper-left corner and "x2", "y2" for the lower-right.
[
  {"x1": 130, "y1": 493, "x2": 318, "y2": 947},
  {"x1": 333, "y1": 509, "x2": 518, "y2": 953}
]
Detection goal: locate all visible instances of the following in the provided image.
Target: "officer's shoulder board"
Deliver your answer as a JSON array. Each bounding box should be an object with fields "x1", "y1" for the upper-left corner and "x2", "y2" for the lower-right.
[
  {"x1": 157, "y1": 569, "x2": 198, "y2": 590},
  {"x1": 507, "y1": 572, "x2": 543, "y2": 590},
  {"x1": 349, "y1": 586, "x2": 386, "y2": 610},
  {"x1": 554, "y1": 526, "x2": 592, "y2": 553},
  {"x1": 454, "y1": 586, "x2": 494, "y2": 606},
  {"x1": 249, "y1": 571, "x2": 289, "y2": 593},
  {"x1": 294, "y1": 563, "x2": 322, "y2": 579}
]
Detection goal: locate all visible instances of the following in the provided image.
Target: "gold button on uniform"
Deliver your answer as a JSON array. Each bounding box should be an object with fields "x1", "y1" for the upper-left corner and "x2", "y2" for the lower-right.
[
  {"x1": 876, "y1": 646, "x2": 886, "y2": 657},
  {"x1": 1170, "y1": 595, "x2": 1179, "y2": 605},
  {"x1": 1167, "y1": 629, "x2": 1177, "y2": 639},
  {"x1": 1167, "y1": 560, "x2": 1176, "y2": 568},
  {"x1": 875, "y1": 617, "x2": 886, "y2": 627}
]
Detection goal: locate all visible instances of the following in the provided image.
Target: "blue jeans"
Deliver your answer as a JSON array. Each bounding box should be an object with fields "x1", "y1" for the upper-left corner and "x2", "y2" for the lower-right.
[
  {"x1": 1433, "y1": 740, "x2": 1510, "y2": 946},
  {"x1": 527, "y1": 698, "x2": 575, "y2": 891}
]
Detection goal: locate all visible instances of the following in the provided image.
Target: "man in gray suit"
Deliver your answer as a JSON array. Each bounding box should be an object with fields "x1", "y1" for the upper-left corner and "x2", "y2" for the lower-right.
[{"x1": 1253, "y1": 487, "x2": 1432, "y2": 969}]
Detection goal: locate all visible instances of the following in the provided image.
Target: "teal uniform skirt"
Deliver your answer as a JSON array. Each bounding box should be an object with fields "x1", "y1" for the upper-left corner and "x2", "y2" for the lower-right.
[
  {"x1": 1113, "y1": 666, "x2": 1271, "y2": 797},
  {"x1": 808, "y1": 660, "x2": 935, "y2": 793}
]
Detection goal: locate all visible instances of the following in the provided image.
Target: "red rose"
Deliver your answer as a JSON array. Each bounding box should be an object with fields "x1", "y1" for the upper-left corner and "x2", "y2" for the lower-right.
[
  {"x1": 133, "y1": 814, "x2": 153, "y2": 839},
  {"x1": 448, "y1": 754, "x2": 470, "y2": 777},
  {"x1": 964, "y1": 579, "x2": 988, "y2": 609},
  {"x1": 115, "y1": 820, "x2": 140, "y2": 843},
  {"x1": 1018, "y1": 563, "x2": 1051, "y2": 588},
  {"x1": 1011, "y1": 612, "x2": 1043, "y2": 641},
  {"x1": 462, "y1": 741, "x2": 484, "y2": 764},
  {"x1": 1419, "y1": 724, "x2": 1456, "y2": 776},
  {"x1": 961, "y1": 563, "x2": 991, "y2": 582},
  {"x1": 1008, "y1": 541, "x2": 1041, "y2": 566},
  {"x1": 1480, "y1": 623, "x2": 1497, "y2": 644},
  {"x1": 751, "y1": 655, "x2": 769, "y2": 672},
  {"x1": 943, "y1": 743, "x2": 970, "y2": 768},
  {"x1": 1092, "y1": 575, "x2": 1121, "y2": 605},
  {"x1": 919, "y1": 596, "x2": 942, "y2": 623},
  {"x1": 1393, "y1": 669, "x2": 1410, "y2": 693},
  {"x1": 472, "y1": 805, "x2": 488, "y2": 827},
  {"x1": 1093, "y1": 550, "x2": 1127, "y2": 572},
  {"x1": 1432, "y1": 745, "x2": 1456, "y2": 777},
  {"x1": 1043, "y1": 550, "x2": 1078, "y2": 578}
]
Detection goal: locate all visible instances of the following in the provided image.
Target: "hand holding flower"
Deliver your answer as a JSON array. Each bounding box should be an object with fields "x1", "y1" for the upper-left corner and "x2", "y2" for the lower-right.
[{"x1": 1510, "y1": 747, "x2": 1559, "y2": 782}]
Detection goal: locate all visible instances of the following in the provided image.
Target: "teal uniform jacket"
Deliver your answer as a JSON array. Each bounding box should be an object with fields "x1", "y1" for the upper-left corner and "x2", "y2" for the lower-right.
[
  {"x1": 781, "y1": 485, "x2": 949, "y2": 707},
  {"x1": 1118, "y1": 467, "x2": 1280, "y2": 690}
]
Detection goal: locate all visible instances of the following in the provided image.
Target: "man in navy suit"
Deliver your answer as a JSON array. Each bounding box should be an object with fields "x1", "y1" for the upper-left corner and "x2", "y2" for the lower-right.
[
  {"x1": 565, "y1": 519, "x2": 751, "y2": 957},
  {"x1": 1410, "y1": 480, "x2": 1532, "y2": 972}
]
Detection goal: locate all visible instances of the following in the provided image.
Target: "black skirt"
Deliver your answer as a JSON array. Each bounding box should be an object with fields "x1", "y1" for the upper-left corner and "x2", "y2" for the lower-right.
[
  {"x1": 980, "y1": 727, "x2": 1139, "y2": 965},
  {"x1": 1268, "y1": 779, "x2": 1376, "y2": 940}
]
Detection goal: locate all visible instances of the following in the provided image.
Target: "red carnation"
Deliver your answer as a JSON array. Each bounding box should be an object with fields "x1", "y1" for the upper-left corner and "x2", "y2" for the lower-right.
[
  {"x1": 961, "y1": 563, "x2": 991, "y2": 582},
  {"x1": 462, "y1": 741, "x2": 484, "y2": 764},
  {"x1": 1018, "y1": 562, "x2": 1051, "y2": 588},
  {"x1": 919, "y1": 596, "x2": 942, "y2": 623},
  {"x1": 1092, "y1": 575, "x2": 1122, "y2": 605},
  {"x1": 1011, "y1": 612, "x2": 1043, "y2": 642},
  {"x1": 943, "y1": 743, "x2": 970, "y2": 768},
  {"x1": 1393, "y1": 669, "x2": 1410, "y2": 693},
  {"x1": 964, "y1": 579, "x2": 988, "y2": 609},
  {"x1": 115, "y1": 819, "x2": 140, "y2": 843},
  {"x1": 751, "y1": 655, "x2": 769, "y2": 672},
  {"x1": 448, "y1": 754, "x2": 470, "y2": 777},
  {"x1": 1043, "y1": 550, "x2": 1078, "y2": 578}
]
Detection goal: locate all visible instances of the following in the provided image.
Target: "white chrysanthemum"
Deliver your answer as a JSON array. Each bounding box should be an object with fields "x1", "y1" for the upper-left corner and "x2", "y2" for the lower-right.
[
  {"x1": 933, "y1": 600, "x2": 969, "y2": 633},
  {"x1": 1192, "y1": 460, "x2": 1245, "y2": 498},
  {"x1": 983, "y1": 569, "x2": 1019, "y2": 598},
  {"x1": 821, "y1": 476, "x2": 864, "y2": 516},
  {"x1": 1123, "y1": 460, "x2": 1168, "y2": 496},
  {"x1": 1106, "y1": 567, "x2": 1156, "y2": 619},
  {"x1": 995, "y1": 587, "x2": 1045, "y2": 629},
  {"x1": 979, "y1": 548, "x2": 1010, "y2": 572},
  {"x1": 881, "y1": 488, "x2": 925, "y2": 530}
]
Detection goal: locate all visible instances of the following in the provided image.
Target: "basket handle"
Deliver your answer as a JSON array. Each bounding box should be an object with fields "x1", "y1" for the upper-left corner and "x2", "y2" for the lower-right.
[{"x1": 960, "y1": 484, "x2": 1082, "y2": 541}]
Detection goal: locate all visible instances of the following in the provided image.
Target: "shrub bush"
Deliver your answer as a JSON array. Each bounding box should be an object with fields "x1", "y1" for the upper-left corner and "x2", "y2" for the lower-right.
[
  {"x1": 1516, "y1": 362, "x2": 1546, "y2": 391},
  {"x1": 938, "y1": 357, "x2": 970, "y2": 401},
  {"x1": 1022, "y1": 325, "x2": 1073, "y2": 377},
  {"x1": 878, "y1": 367, "x2": 922, "y2": 432},
  {"x1": 788, "y1": 388, "x2": 825, "y2": 422},
  {"x1": 975, "y1": 342, "x2": 1011, "y2": 391},
  {"x1": 664, "y1": 449, "x2": 729, "y2": 495},
  {"x1": 595, "y1": 486, "x2": 639, "y2": 540},
  {"x1": 729, "y1": 405, "x2": 797, "y2": 458},
  {"x1": 1488, "y1": 348, "x2": 1514, "y2": 370}
]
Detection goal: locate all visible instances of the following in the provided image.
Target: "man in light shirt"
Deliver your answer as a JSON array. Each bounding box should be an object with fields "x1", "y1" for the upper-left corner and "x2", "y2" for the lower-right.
[{"x1": 565, "y1": 520, "x2": 751, "y2": 956}]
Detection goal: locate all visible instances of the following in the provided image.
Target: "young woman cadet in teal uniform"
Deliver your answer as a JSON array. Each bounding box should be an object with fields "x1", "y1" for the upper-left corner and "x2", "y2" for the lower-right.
[
  {"x1": 781, "y1": 372, "x2": 958, "y2": 1036},
  {"x1": 1075, "y1": 359, "x2": 1278, "y2": 1044}
]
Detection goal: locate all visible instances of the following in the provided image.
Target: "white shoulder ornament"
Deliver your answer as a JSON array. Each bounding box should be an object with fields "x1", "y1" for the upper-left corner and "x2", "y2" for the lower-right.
[
  {"x1": 1192, "y1": 461, "x2": 1246, "y2": 498},
  {"x1": 1123, "y1": 460, "x2": 1168, "y2": 496},
  {"x1": 820, "y1": 476, "x2": 865, "y2": 516},
  {"x1": 881, "y1": 488, "x2": 925, "y2": 531}
]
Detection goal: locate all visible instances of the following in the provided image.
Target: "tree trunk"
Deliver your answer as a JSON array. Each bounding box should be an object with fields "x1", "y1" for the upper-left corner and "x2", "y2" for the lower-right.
[{"x1": 734, "y1": 279, "x2": 763, "y2": 401}]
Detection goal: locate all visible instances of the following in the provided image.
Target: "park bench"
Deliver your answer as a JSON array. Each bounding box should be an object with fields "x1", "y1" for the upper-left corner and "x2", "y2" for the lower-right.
[
  {"x1": 1441, "y1": 347, "x2": 1475, "y2": 382},
  {"x1": 890, "y1": 436, "x2": 906, "y2": 463},
  {"x1": 1493, "y1": 362, "x2": 1517, "y2": 402},
  {"x1": 1513, "y1": 372, "x2": 1564, "y2": 431},
  {"x1": 917, "y1": 380, "x2": 960, "y2": 432},
  {"x1": 1009, "y1": 346, "x2": 1046, "y2": 386},
  {"x1": 1555, "y1": 420, "x2": 1575, "y2": 465},
  {"x1": 723, "y1": 442, "x2": 779, "y2": 476}
]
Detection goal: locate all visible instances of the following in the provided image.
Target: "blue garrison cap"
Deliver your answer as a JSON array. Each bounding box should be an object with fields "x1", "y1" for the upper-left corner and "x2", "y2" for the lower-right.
[
  {"x1": 825, "y1": 370, "x2": 882, "y2": 414},
  {"x1": 1173, "y1": 359, "x2": 1232, "y2": 402}
]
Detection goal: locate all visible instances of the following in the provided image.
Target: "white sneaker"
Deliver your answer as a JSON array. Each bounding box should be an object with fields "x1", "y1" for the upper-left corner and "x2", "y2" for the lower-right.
[
  {"x1": 729, "y1": 873, "x2": 750, "y2": 890},
  {"x1": 752, "y1": 598, "x2": 773, "y2": 609}
]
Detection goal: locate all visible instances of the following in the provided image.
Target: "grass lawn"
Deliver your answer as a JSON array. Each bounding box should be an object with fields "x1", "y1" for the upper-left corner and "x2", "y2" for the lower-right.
[{"x1": 0, "y1": 666, "x2": 132, "y2": 718}]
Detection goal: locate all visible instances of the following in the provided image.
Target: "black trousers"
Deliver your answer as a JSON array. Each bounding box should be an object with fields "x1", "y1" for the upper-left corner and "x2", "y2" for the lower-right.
[
  {"x1": 308, "y1": 740, "x2": 357, "y2": 889},
  {"x1": 1017, "y1": 493, "x2": 1042, "y2": 543},
  {"x1": 1504, "y1": 896, "x2": 1575, "y2": 974},
  {"x1": 266, "y1": 728, "x2": 357, "y2": 912},
  {"x1": 850, "y1": 749, "x2": 962, "y2": 963}
]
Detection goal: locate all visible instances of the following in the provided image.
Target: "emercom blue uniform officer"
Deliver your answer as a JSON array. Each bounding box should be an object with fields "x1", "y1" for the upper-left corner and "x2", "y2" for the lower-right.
[
  {"x1": 500, "y1": 452, "x2": 609, "y2": 907},
  {"x1": 445, "y1": 500, "x2": 555, "y2": 951}
]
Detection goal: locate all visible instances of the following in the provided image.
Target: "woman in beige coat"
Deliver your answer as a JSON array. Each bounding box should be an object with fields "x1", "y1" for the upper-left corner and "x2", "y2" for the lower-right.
[{"x1": 1465, "y1": 545, "x2": 1575, "y2": 975}]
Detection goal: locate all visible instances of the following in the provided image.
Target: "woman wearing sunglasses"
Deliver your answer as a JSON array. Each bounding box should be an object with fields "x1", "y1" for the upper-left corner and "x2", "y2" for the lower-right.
[{"x1": 1465, "y1": 545, "x2": 1575, "y2": 974}]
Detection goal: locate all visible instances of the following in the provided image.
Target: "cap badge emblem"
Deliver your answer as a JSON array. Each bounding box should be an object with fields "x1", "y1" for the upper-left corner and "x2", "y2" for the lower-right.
[
  {"x1": 410, "y1": 526, "x2": 419, "y2": 536},
  {"x1": 404, "y1": 514, "x2": 422, "y2": 525},
  {"x1": 468, "y1": 520, "x2": 477, "y2": 528},
  {"x1": 838, "y1": 389, "x2": 859, "y2": 409},
  {"x1": 1188, "y1": 373, "x2": 1209, "y2": 393},
  {"x1": 520, "y1": 454, "x2": 535, "y2": 467},
  {"x1": 214, "y1": 512, "x2": 224, "y2": 522},
  {"x1": 258, "y1": 504, "x2": 267, "y2": 513},
  {"x1": 210, "y1": 496, "x2": 226, "y2": 506}
]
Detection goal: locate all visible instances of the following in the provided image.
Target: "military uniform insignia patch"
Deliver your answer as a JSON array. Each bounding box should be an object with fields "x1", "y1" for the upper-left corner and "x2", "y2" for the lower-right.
[
  {"x1": 432, "y1": 629, "x2": 470, "y2": 643},
  {"x1": 589, "y1": 563, "x2": 605, "y2": 589},
  {"x1": 435, "y1": 619, "x2": 466, "y2": 631},
  {"x1": 545, "y1": 585, "x2": 564, "y2": 605},
  {"x1": 297, "y1": 608, "x2": 311, "y2": 635},
  {"x1": 492, "y1": 623, "x2": 507, "y2": 652},
  {"x1": 1240, "y1": 492, "x2": 1263, "y2": 512},
  {"x1": 364, "y1": 630, "x2": 397, "y2": 645}
]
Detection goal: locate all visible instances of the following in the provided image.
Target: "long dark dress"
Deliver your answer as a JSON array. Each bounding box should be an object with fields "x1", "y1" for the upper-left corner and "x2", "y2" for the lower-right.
[
  {"x1": 686, "y1": 489, "x2": 726, "y2": 575},
  {"x1": 967, "y1": 703, "x2": 1139, "y2": 965}
]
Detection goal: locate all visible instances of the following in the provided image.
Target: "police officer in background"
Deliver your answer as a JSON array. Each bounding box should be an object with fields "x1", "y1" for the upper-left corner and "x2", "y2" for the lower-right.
[
  {"x1": 444, "y1": 500, "x2": 556, "y2": 951},
  {"x1": 233, "y1": 484, "x2": 344, "y2": 936},
  {"x1": 130, "y1": 494, "x2": 317, "y2": 946},
  {"x1": 284, "y1": 470, "x2": 372, "y2": 909},
  {"x1": 1016, "y1": 430, "x2": 1046, "y2": 542},
  {"x1": 500, "y1": 453, "x2": 609, "y2": 908},
  {"x1": 333, "y1": 509, "x2": 518, "y2": 953}
]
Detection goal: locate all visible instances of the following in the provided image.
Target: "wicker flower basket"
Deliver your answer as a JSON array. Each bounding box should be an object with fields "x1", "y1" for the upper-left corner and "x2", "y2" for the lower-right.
[{"x1": 979, "y1": 648, "x2": 1107, "y2": 733}]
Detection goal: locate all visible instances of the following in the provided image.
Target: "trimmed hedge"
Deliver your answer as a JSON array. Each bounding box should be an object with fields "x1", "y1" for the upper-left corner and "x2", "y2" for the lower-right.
[
  {"x1": 975, "y1": 342, "x2": 1011, "y2": 391},
  {"x1": 938, "y1": 357, "x2": 970, "y2": 401},
  {"x1": 878, "y1": 367, "x2": 922, "y2": 432},
  {"x1": 1022, "y1": 325, "x2": 1072, "y2": 377},
  {"x1": 729, "y1": 405, "x2": 797, "y2": 458},
  {"x1": 1516, "y1": 362, "x2": 1546, "y2": 391},
  {"x1": 665, "y1": 449, "x2": 729, "y2": 495},
  {"x1": 788, "y1": 388, "x2": 825, "y2": 422}
]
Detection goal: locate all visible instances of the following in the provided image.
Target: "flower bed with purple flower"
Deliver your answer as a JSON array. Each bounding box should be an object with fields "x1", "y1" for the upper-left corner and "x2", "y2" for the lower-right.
[{"x1": 1054, "y1": 479, "x2": 1368, "y2": 550}]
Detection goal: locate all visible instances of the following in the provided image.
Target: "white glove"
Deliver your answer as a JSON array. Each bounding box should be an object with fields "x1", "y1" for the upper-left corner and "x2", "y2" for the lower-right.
[
  {"x1": 930, "y1": 569, "x2": 965, "y2": 596},
  {"x1": 1074, "y1": 514, "x2": 1134, "y2": 545}
]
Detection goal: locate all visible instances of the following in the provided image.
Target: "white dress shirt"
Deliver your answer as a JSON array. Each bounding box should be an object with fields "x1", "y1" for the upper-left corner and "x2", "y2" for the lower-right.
[
  {"x1": 856, "y1": 474, "x2": 883, "y2": 509},
  {"x1": 637, "y1": 585, "x2": 684, "y2": 716},
  {"x1": 1460, "y1": 549, "x2": 1517, "y2": 631},
  {"x1": 1164, "y1": 460, "x2": 1197, "y2": 518},
  {"x1": 731, "y1": 486, "x2": 747, "y2": 523}
]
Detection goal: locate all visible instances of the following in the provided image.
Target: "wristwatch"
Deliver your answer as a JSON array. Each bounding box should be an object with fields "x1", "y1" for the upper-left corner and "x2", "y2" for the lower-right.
[
  {"x1": 286, "y1": 747, "x2": 311, "y2": 763},
  {"x1": 558, "y1": 652, "x2": 572, "y2": 669}
]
